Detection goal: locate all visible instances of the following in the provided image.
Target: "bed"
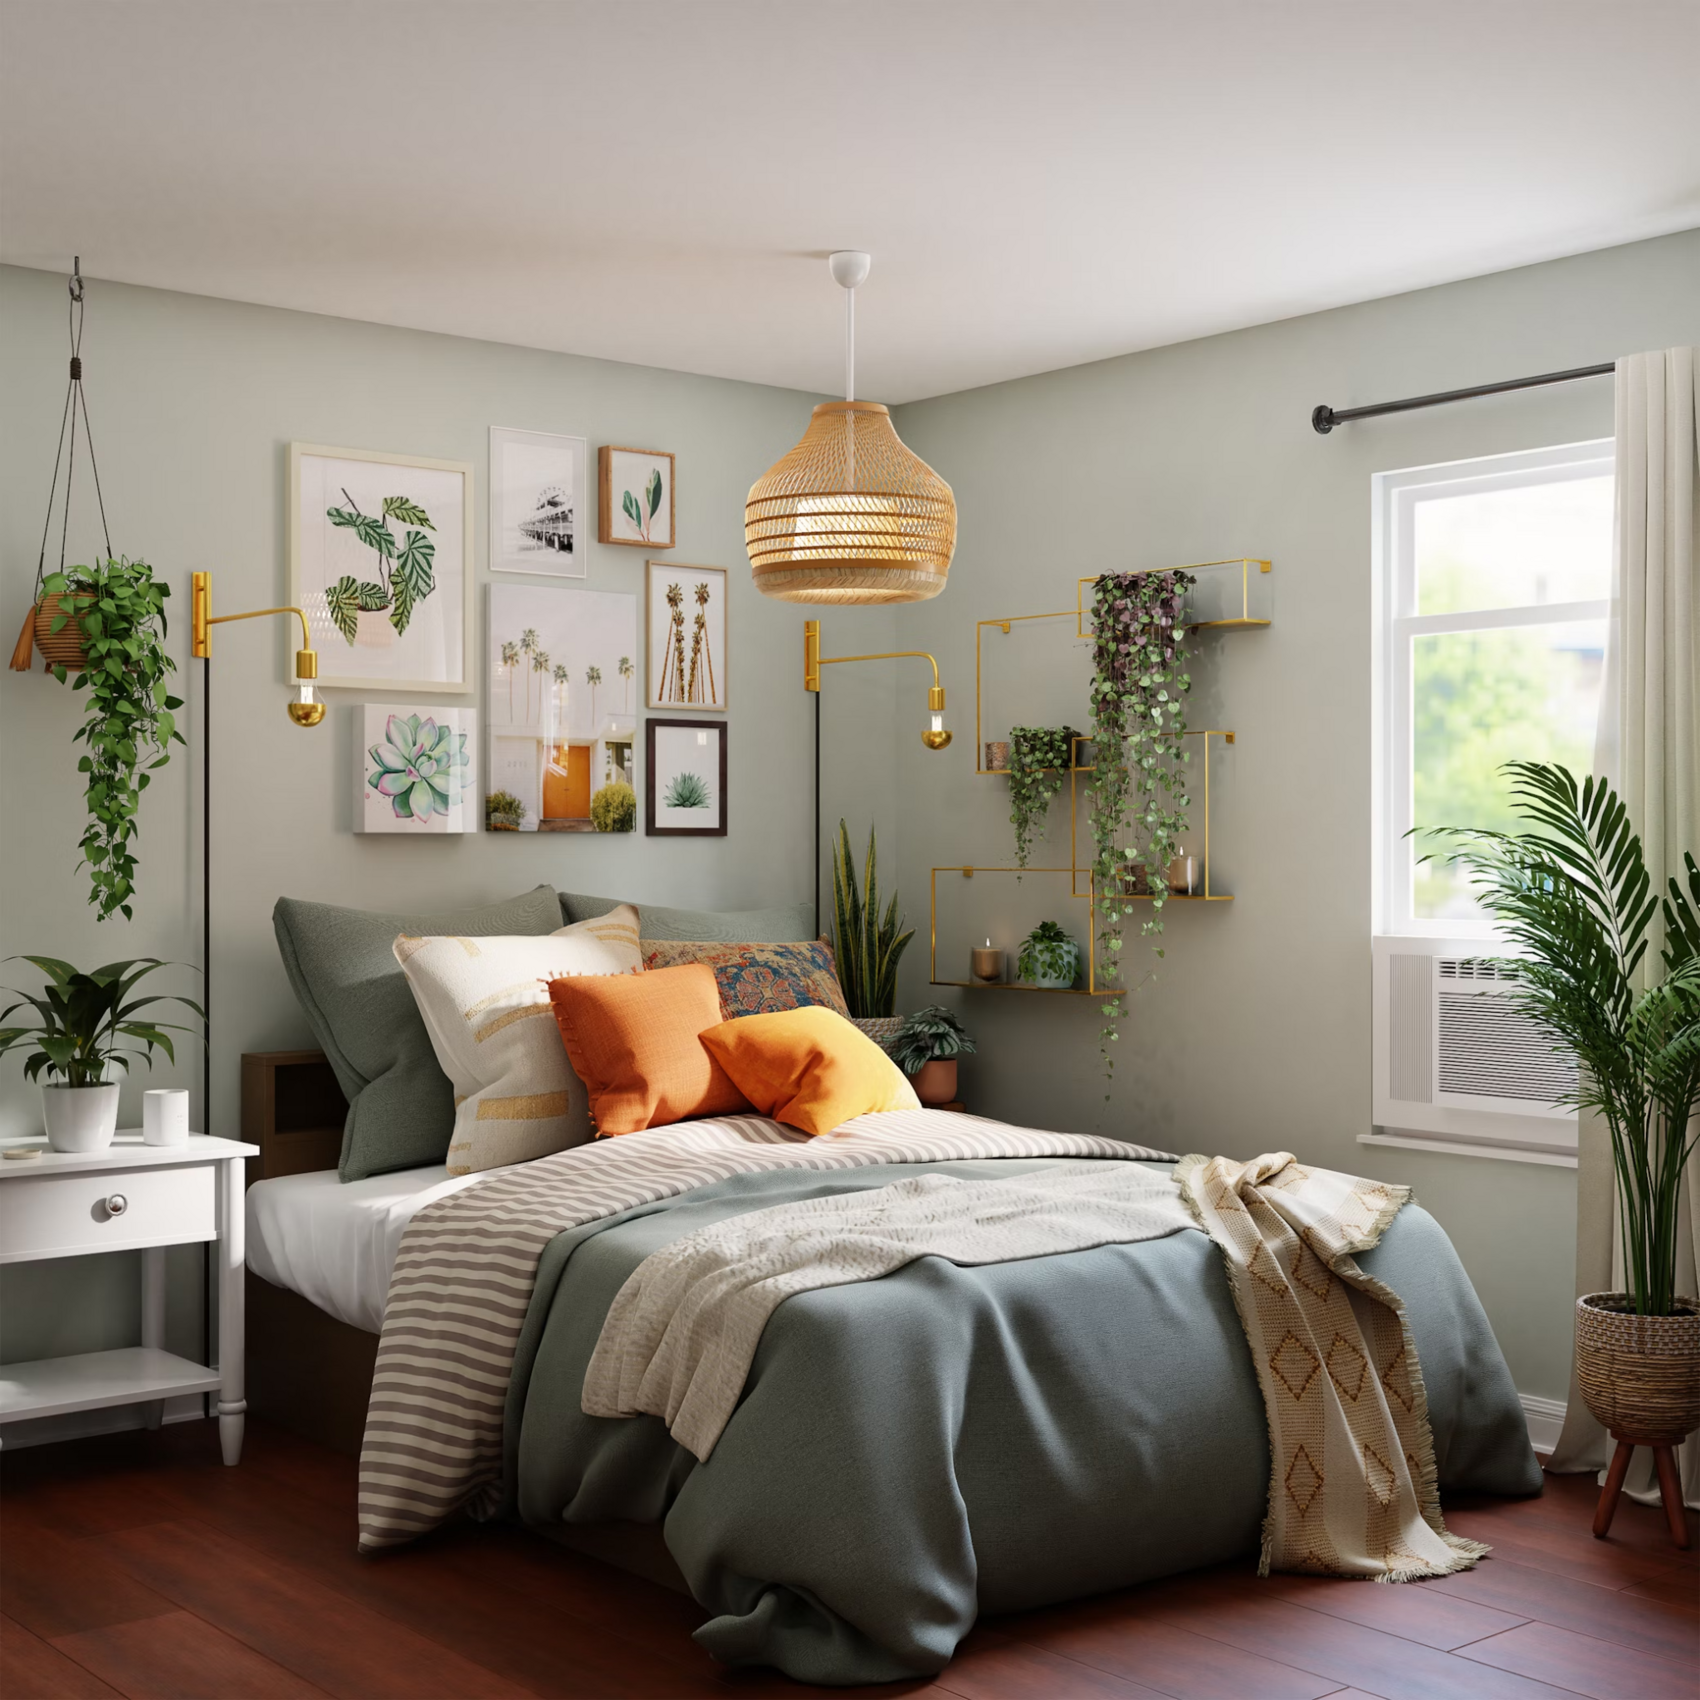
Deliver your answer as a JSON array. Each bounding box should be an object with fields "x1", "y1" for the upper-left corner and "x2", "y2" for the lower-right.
[{"x1": 247, "y1": 1108, "x2": 1543, "y2": 1686}]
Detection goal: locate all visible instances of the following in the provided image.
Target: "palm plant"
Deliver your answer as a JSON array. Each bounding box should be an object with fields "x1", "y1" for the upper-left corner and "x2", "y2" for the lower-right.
[
  {"x1": 0, "y1": 956, "x2": 203, "y2": 1086},
  {"x1": 1426, "y1": 762, "x2": 1700, "y2": 1316},
  {"x1": 831, "y1": 820, "x2": 914, "y2": 1018}
]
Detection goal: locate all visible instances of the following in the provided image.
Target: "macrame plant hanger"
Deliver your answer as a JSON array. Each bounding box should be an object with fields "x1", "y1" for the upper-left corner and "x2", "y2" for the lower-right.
[{"x1": 10, "y1": 257, "x2": 116, "y2": 672}]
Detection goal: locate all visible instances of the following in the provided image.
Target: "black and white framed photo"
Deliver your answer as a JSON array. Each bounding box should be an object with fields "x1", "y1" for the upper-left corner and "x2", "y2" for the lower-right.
[
  {"x1": 645, "y1": 562, "x2": 726, "y2": 710},
  {"x1": 490, "y1": 426, "x2": 590, "y2": 578},
  {"x1": 646, "y1": 718, "x2": 726, "y2": 836}
]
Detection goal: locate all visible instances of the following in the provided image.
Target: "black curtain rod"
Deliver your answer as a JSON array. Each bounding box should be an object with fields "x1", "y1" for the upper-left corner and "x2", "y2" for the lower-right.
[{"x1": 1311, "y1": 361, "x2": 1613, "y2": 434}]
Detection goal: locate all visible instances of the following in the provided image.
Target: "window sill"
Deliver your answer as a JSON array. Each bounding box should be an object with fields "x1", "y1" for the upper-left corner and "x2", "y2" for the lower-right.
[{"x1": 1358, "y1": 1130, "x2": 1577, "y2": 1170}]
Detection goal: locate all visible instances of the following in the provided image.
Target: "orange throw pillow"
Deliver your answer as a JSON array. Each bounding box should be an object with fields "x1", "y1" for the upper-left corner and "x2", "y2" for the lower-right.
[
  {"x1": 548, "y1": 964, "x2": 751, "y2": 1135},
  {"x1": 699, "y1": 1006, "x2": 920, "y2": 1138}
]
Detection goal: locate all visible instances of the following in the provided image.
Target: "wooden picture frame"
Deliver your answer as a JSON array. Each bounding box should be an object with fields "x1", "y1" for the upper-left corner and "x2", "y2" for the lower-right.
[
  {"x1": 646, "y1": 718, "x2": 726, "y2": 836},
  {"x1": 599, "y1": 446, "x2": 675, "y2": 548},
  {"x1": 288, "y1": 442, "x2": 475, "y2": 693},
  {"x1": 645, "y1": 562, "x2": 727, "y2": 710}
]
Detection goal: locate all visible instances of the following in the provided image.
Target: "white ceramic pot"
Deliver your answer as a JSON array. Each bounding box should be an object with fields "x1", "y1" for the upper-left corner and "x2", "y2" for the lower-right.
[{"x1": 42, "y1": 1083, "x2": 121, "y2": 1153}]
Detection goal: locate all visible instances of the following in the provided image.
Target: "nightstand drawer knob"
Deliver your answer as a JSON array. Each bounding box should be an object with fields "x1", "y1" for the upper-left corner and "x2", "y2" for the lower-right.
[{"x1": 104, "y1": 1193, "x2": 128, "y2": 1217}]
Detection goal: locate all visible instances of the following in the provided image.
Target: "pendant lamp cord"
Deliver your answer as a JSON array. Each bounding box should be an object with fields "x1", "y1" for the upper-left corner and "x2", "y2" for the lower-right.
[
  {"x1": 34, "y1": 259, "x2": 114, "y2": 595},
  {"x1": 845, "y1": 284, "x2": 855, "y2": 403}
]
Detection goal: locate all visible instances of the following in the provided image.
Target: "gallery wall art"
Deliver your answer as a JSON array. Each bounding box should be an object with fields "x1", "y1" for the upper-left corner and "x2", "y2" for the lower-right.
[
  {"x1": 290, "y1": 442, "x2": 474, "y2": 692},
  {"x1": 356, "y1": 707, "x2": 478, "y2": 833},
  {"x1": 486, "y1": 582, "x2": 638, "y2": 834},
  {"x1": 645, "y1": 562, "x2": 726, "y2": 710},
  {"x1": 490, "y1": 426, "x2": 589, "y2": 578},
  {"x1": 647, "y1": 718, "x2": 727, "y2": 836},
  {"x1": 599, "y1": 446, "x2": 675, "y2": 548}
]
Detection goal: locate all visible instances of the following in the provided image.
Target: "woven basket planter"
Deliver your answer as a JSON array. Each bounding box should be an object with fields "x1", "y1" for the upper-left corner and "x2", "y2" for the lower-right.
[
  {"x1": 1575, "y1": 1293, "x2": 1700, "y2": 1444},
  {"x1": 32, "y1": 591, "x2": 95, "y2": 671}
]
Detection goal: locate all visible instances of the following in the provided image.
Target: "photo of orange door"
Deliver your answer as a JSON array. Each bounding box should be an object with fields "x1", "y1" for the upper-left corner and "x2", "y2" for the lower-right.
[{"x1": 543, "y1": 743, "x2": 591, "y2": 819}]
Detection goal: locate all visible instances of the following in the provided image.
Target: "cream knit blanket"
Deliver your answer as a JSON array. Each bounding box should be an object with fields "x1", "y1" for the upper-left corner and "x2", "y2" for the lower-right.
[
  {"x1": 582, "y1": 1162, "x2": 1196, "y2": 1460},
  {"x1": 1176, "y1": 1151, "x2": 1488, "y2": 1582}
]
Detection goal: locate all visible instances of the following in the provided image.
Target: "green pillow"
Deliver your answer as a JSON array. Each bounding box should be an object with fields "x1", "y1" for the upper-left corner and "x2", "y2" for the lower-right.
[
  {"x1": 273, "y1": 885, "x2": 562, "y2": 1181},
  {"x1": 560, "y1": 892, "x2": 815, "y2": 942}
]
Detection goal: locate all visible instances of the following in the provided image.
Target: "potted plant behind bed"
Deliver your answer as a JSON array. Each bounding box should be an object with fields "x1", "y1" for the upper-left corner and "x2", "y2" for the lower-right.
[
  {"x1": 0, "y1": 957, "x2": 204, "y2": 1152},
  {"x1": 890, "y1": 1007, "x2": 976, "y2": 1106},
  {"x1": 1427, "y1": 762, "x2": 1700, "y2": 1524},
  {"x1": 831, "y1": 820, "x2": 914, "y2": 1018}
]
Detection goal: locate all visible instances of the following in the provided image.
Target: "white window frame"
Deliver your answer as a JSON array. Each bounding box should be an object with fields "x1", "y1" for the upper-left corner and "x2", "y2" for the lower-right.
[{"x1": 1371, "y1": 439, "x2": 1614, "y2": 940}]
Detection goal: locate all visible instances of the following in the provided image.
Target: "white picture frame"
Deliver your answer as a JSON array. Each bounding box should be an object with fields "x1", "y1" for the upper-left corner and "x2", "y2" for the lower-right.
[
  {"x1": 355, "y1": 706, "x2": 479, "y2": 834},
  {"x1": 485, "y1": 582, "x2": 639, "y2": 834},
  {"x1": 289, "y1": 443, "x2": 474, "y2": 693},
  {"x1": 645, "y1": 562, "x2": 727, "y2": 710},
  {"x1": 489, "y1": 426, "x2": 590, "y2": 579}
]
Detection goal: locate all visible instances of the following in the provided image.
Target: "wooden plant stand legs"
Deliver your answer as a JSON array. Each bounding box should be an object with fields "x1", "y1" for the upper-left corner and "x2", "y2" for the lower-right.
[{"x1": 1592, "y1": 1435, "x2": 1691, "y2": 1549}]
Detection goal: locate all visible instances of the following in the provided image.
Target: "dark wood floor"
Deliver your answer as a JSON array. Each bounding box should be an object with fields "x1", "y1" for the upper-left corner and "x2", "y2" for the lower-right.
[{"x1": 2, "y1": 1420, "x2": 1694, "y2": 1700}]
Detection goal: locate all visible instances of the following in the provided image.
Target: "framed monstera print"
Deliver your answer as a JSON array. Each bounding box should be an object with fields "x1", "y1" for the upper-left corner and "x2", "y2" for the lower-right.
[{"x1": 290, "y1": 443, "x2": 475, "y2": 692}]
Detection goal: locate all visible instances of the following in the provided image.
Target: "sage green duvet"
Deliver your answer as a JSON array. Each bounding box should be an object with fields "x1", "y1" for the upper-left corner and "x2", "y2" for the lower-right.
[{"x1": 496, "y1": 1158, "x2": 1540, "y2": 1685}]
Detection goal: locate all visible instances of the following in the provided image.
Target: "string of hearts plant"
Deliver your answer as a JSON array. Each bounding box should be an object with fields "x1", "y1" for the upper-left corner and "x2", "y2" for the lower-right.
[
  {"x1": 1087, "y1": 568, "x2": 1195, "y2": 1086},
  {"x1": 1007, "y1": 725, "x2": 1080, "y2": 871}
]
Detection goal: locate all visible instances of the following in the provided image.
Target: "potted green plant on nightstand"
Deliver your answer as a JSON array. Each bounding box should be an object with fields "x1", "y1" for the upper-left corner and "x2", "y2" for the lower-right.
[
  {"x1": 890, "y1": 1006, "x2": 977, "y2": 1106},
  {"x1": 1018, "y1": 920, "x2": 1081, "y2": 990},
  {"x1": 0, "y1": 957, "x2": 203, "y2": 1152}
]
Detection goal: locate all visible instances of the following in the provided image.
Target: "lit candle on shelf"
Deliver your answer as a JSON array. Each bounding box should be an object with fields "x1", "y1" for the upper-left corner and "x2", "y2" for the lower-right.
[{"x1": 971, "y1": 939, "x2": 1004, "y2": 983}]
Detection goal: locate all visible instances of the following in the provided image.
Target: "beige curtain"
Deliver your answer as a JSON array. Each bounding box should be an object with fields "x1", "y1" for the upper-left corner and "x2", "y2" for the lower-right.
[{"x1": 1548, "y1": 347, "x2": 1699, "y2": 1508}]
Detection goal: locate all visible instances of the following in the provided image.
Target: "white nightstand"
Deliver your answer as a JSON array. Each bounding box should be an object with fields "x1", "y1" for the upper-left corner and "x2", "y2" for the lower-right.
[{"x1": 0, "y1": 1133, "x2": 259, "y2": 1463}]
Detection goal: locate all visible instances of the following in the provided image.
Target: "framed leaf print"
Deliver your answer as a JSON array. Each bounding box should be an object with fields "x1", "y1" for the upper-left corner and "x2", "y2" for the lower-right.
[
  {"x1": 599, "y1": 446, "x2": 675, "y2": 549},
  {"x1": 646, "y1": 562, "x2": 727, "y2": 710},
  {"x1": 290, "y1": 443, "x2": 474, "y2": 692},
  {"x1": 646, "y1": 718, "x2": 726, "y2": 836}
]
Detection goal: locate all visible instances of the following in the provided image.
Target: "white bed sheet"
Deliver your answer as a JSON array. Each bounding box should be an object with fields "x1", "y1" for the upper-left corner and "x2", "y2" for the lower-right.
[{"x1": 246, "y1": 1165, "x2": 482, "y2": 1333}]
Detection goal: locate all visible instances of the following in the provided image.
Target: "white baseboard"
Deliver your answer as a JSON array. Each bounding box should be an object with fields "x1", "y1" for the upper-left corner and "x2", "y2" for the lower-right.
[
  {"x1": 1521, "y1": 1392, "x2": 1566, "y2": 1456},
  {"x1": 0, "y1": 1392, "x2": 204, "y2": 1451}
]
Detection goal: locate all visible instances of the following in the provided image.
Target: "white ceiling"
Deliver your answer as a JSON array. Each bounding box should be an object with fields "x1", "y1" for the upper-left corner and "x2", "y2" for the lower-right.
[{"x1": 3, "y1": 2, "x2": 1696, "y2": 403}]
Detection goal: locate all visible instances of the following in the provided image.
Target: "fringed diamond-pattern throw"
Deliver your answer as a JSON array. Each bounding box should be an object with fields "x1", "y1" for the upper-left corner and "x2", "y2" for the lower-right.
[
  {"x1": 357, "y1": 1109, "x2": 1170, "y2": 1551},
  {"x1": 1176, "y1": 1151, "x2": 1488, "y2": 1583}
]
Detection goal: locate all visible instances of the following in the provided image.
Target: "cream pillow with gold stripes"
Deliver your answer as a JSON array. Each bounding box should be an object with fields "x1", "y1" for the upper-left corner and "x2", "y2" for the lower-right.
[{"x1": 394, "y1": 907, "x2": 641, "y2": 1175}]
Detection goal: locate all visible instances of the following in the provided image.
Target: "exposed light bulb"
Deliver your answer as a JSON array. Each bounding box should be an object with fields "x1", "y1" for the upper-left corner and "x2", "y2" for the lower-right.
[
  {"x1": 288, "y1": 678, "x2": 326, "y2": 728},
  {"x1": 922, "y1": 710, "x2": 952, "y2": 751}
]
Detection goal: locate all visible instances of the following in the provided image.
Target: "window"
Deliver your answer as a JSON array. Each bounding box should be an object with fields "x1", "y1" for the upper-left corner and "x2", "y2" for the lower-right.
[{"x1": 1373, "y1": 441, "x2": 1613, "y2": 937}]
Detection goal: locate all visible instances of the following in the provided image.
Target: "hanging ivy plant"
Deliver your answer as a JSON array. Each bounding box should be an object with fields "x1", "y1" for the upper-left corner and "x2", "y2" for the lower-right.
[
  {"x1": 1086, "y1": 569, "x2": 1195, "y2": 1085},
  {"x1": 1007, "y1": 725, "x2": 1079, "y2": 870},
  {"x1": 42, "y1": 559, "x2": 184, "y2": 923}
]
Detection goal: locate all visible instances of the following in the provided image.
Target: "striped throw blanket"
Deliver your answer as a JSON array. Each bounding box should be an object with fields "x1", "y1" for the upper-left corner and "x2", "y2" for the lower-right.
[{"x1": 358, "y1": 1109, "x2": 1168, "y2": 1550}]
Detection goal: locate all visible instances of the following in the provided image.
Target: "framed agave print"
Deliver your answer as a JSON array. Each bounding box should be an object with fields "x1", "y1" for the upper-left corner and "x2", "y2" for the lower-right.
[
  {"x1": 490, "y1": 426, "x2": 589, "y2": 578},
  {"x1": 599, "y1": 446, "x2": 675, "y2": 548},
  {"x1": 290, "y1": 443, "x2": 474, "y2": 692},
  {"x1": 646, "y1": 562, "x2": 726, "y2": 710},
  {"x1": 646, "y1": 718, "x2": 726, "y2": 836},
  {"x1": 356, "y1": 706, "x2": 478, "y2": 833}
]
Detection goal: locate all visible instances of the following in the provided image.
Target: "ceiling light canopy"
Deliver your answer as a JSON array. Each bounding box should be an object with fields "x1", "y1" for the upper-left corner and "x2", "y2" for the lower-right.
[{"x1": 746, "y1": 253, "x2": 956, "y2": 605}]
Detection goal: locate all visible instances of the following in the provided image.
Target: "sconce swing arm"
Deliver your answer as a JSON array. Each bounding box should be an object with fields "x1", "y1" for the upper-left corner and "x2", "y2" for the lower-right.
[{"x1": 803, "y1": 620, "x2": 950, "y2": 750}]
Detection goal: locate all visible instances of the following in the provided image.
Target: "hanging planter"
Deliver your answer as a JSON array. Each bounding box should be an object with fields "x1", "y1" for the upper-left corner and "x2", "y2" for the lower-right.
[{"x1": 27, "y1": 589, "x2": 97, "y2": 671}]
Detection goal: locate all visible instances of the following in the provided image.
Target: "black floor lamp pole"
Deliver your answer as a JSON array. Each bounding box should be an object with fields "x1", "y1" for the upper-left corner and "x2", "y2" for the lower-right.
[
  {"x1": 814, "y1": 690, "x2": 821, "y2": 935},
  {"x1": 201, "y1": 652, "x2": 212, "y2": 1402}
]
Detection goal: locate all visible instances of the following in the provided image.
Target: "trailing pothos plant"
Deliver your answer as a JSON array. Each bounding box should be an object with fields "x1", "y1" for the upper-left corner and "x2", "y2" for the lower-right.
[
  {"x1": 1086, "y1": 569, "x2": 1195, "y2": 1083},
  {"x1": 41, "y1": 559, "x2": 184, "y2": 922},
  {"x1": 1007, "y1": 726, "x2": 1080, "y2": 871}
]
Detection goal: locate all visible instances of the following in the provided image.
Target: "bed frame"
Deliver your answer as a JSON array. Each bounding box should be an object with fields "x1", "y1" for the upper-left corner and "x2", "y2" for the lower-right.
[{"x1": 242, "y1": 1049, "x2": 687, "y2": 1592}]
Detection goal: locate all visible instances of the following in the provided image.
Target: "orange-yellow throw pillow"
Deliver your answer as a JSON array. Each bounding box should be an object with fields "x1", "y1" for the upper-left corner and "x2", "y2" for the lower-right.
[
  {"x1": 699, "y1": 1006, "x2": 920, "y2": 1137},
  {"x1": 548, "y1": 964, "x2": 751, "y2": 1135}
]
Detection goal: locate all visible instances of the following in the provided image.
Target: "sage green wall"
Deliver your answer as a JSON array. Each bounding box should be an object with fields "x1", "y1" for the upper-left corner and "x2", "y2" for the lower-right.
[
  {"x1": 885, "y1": 228, "x2": 1700, "y2": 1401},
  {"x1": 0, "y1": 265, "x2": 901, "y2": 1372}
]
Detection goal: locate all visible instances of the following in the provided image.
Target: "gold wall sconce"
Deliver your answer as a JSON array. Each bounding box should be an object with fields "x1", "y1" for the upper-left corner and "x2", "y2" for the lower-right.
[
  {"x1": 190, "y1": 571, "x2": 324, "y2": 726},
  {"x1": 803, "y1": 619, "x2": 951, "y2": 750}
]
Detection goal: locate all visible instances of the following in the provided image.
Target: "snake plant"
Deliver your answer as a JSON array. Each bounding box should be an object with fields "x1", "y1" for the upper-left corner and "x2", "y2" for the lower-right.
[
  {"x1": 1426, "y1": 762, "x2": 1700, "y2": 1316},
  {"x1": 831, "y1": 820, "x2": 914, "y2": 1018}
]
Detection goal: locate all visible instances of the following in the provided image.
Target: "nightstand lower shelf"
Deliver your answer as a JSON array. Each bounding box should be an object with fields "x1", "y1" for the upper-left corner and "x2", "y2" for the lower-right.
[{"x1": 0, "y1": 1347, "x2": 223, "y2": 1426}]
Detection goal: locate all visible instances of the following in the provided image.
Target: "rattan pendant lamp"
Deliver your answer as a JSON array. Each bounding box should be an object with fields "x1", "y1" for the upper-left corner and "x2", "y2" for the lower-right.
[{"x1": 746, "y1": 252, "x2": 957, "y2": 604}]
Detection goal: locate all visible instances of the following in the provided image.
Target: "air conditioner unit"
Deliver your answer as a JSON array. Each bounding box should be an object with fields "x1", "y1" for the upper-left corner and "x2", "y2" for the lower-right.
[{"x1": 1371, "y1": 936, "x2": 1577, "y2": 1157}]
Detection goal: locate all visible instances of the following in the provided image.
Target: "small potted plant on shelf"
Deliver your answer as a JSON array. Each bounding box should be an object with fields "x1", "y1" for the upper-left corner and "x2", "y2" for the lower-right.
[
  {"x1": 0, "y1": 957, "x2": 204, "y2": 1152},
  {"x1": 1007, "y1": 726, "x2": 1080, "y2": 870},
  {"x1": 1018, "y1": 920, "x2": 1081, "y2": 990},
  {"x1": 485, "y1": 790, "x2": 527, "y2": 831},
  {"x1": 890, "y1": 1006, "x2": 977, "y2": 1106},
  {"x1": 1428, "y1": 762, "x2": 1700, "y2": 1539}
]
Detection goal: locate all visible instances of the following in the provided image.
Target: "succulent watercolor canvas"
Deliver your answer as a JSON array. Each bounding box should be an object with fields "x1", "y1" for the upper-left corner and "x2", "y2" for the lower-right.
[{"x1": 356, "y1": 707, "x2": 478, "y2": 834}]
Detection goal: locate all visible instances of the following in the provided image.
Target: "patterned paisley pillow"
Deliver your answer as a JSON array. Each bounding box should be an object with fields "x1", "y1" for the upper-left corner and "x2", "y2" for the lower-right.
[{"x1": 640, "y1": 939, "x2": 851, "y2": 1020}]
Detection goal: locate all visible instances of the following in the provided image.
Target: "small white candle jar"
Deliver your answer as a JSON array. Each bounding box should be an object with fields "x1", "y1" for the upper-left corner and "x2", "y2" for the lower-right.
[{"x1": 142, "y1": 1088, "x2": 191, "y2": 1146}]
